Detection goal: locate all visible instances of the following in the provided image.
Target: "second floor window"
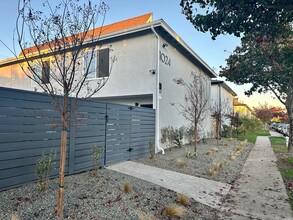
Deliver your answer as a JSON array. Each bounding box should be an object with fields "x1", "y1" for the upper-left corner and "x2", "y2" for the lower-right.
[
  {"x1": 32, "y1": 60, "x2": 50, "y2": 84},
  {"x1": 84, "y1": 48, "x2": 109, "y2": 79}
]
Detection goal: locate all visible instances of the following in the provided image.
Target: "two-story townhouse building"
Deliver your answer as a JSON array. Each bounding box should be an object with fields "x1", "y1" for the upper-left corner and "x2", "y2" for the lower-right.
[
  {"x1": 0, "y1": 13, "x2": 217, "y2": 152},
  {"x1": 211, "y1": 80, "x2": 237, "y2": 137}
]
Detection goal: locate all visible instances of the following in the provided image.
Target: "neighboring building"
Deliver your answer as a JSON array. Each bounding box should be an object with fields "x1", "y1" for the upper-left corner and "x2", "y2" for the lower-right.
[
  {"x1": 0, "y1": 13, "x2": 217, "y2": 152},
  {"x1": 233, "y1": 98, "x2": 253, "y2": 118},
  {"x1": 210, "y1": 80, "x2": 237, "y2": 137}
]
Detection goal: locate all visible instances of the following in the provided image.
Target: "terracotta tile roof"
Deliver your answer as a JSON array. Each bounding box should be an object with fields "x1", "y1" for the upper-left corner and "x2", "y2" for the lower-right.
[{"x1": 20, "y1": 13, "x2": 153, "y2": 56}]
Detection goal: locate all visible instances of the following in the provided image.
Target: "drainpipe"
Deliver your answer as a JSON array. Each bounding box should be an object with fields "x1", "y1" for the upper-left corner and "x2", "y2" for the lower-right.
[{"x1": 151, "y1": 25, "x2": 165, "y2": 154}]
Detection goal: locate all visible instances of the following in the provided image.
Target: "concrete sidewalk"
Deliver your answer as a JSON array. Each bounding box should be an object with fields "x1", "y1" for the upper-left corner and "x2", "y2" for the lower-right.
[
  {"x1": 218, "y1": 136, "x2": 293, "y2": 220},
  {"x1": 107, "y1": 135, "x2": 293, "y2": 219},
  {"x1": 107, "y1": 161, "x2": 231, "y2": 208}
]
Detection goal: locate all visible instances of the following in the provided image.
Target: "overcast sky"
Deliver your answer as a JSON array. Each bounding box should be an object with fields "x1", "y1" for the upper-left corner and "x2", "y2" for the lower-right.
[{"x1": 0, "y1": 0, "x2": 284, "y2": 108}]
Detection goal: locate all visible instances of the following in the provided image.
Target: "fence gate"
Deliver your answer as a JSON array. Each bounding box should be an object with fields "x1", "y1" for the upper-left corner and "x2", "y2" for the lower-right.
[{"x1": 104, "y1": 104, "x2": 155, "y2": 165}]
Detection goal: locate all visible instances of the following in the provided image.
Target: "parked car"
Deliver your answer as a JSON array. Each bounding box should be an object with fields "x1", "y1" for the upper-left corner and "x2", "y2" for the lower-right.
[{"x1": 283, "y1": 124, "x2": 290, "y2": 136}]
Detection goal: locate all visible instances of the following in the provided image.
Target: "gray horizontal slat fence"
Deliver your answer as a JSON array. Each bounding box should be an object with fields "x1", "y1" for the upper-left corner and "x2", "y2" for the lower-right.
[
  {"x1": 0, "y1": 87, "x2": 65, "y2": 191},
  {"x1": 0, "y1": 87, "x2": 155, "y2": 192},
  {"x1": 130, "y1": 106, "x2": 155, "y2": 160}
]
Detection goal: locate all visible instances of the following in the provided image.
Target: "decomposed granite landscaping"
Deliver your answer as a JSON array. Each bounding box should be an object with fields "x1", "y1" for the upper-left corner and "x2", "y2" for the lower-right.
[{"x1": 0, "y1": 138, "x2": 253, "y2": 219}]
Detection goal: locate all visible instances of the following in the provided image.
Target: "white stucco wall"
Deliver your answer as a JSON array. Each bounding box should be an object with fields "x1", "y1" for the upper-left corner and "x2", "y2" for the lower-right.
[
  {"x1": 90, "y1": 34, "x2": 157, "y2": 102},
  {"x1": 210, "y1": 84, "x2": 234, "y2": 127},
  {"x1": 158, "y1": 38, "x2": 212, "y2": 142},
  {"x1": 0, "y1": 29, "x2": 215, "y2": 146},
  {"x1": 0, "y1": 63, "x2": 33, "y2": 91}
]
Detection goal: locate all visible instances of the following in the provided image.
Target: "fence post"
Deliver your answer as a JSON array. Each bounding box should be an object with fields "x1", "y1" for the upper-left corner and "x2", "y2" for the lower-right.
[{"x1": 68, "y1": 99, "x2": 76, "y2": 175}]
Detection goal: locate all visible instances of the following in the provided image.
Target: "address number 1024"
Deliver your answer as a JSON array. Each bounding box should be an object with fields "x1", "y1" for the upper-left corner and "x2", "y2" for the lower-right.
[{"x1": 159, "y1": 51, "x2": 171, "y2": 66}]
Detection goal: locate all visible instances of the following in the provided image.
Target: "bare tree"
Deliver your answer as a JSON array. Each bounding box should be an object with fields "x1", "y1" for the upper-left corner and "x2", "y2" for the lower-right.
[
  {"x1": 9, "y1": 0, "x2": 112, "y2": 217},
  {"x1": 174, "y1": 73, "x2": 210, "y2": 152}
]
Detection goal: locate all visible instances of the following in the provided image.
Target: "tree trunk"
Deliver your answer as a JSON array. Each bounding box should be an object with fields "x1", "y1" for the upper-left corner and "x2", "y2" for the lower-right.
[
  {"x1": 57, "y1": 96, "x2": 69, "y2": 218},
  {"x1": 215, "y1": 115, "x2": 219, "y2": 147},
  {"x1": 194, "y1": 122, "x2": 198, "y2": 152},
  {"x1": 286, "y1": 99, "x2": 293, "y2": 154}
]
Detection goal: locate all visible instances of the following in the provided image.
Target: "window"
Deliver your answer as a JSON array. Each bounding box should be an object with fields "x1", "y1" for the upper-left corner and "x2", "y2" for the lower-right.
[
  {"x1": 32, "y1": 60, "x2": 50, "y2": 84},
  {"x1": 84, "y1": 48, "x2": 109, "y2": 79}
]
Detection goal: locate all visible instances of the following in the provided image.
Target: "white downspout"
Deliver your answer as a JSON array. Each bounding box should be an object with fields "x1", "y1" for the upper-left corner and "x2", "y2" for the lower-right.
[{"x1": 151, "y1": 25, "x2": 165, "y2": 154}]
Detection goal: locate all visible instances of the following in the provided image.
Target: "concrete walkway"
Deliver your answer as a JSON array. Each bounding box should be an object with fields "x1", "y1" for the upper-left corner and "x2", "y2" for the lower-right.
[
  {"x1": 218, "y1": 136, "x2": 293, "y2": 220},
  {"x1": 107, "y1": 161, "x2": 231, "y2": 208},
  {"x1": 107, "y1": 134, "x2": 293, "y2": 219}
]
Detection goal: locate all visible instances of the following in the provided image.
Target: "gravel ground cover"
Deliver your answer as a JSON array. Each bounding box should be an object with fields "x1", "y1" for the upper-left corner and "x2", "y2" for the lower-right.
[
  {"x1": 0, "y1": 138, "x2": 253, "y2": 219},
  {"x1": 137, "y1": 138, "x2": 254, "y2": 184}
]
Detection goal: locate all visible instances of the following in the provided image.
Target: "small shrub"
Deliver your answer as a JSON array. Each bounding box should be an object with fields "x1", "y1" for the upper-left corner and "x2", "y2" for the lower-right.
[
  {"x1": 35, "y1": 150, "x2": 56, "y2": 191},
  {"x1": 123, "y1": 180, "x2": 132, "y2": 193},
  {"x1": 177, "y1": 193, "x2": 189, "y2": 206},
  {"x1": 184, "y1": 126, "x2": 194, "y2": 144},
  {"x1": 164, "y1": 204, "x2": 185, "y2": 218},
  {"x1": 138, "y1": 213, "x2": 156, "y2": 220},
  {"x1": 92, "y1": 145, "x2": 104, "y2": 175},
  {"x1": 148, "y1": 141, "x2": 155, "y2": 159},
  {"x1": 176, "y1": 158, "x2": 186, "y2": 168},
  {"x1": 161, "y1": 126, "x2": 175, "y2": 148},
  {"x1": 219, "y1": 161, "x2": 224, "y2": 169},
  {"x1": 173, "y1": 127, "x2": 184, "y2": 147},
  {"x1": 185, "y1": 149, "x2": 196, "y2": 158}
]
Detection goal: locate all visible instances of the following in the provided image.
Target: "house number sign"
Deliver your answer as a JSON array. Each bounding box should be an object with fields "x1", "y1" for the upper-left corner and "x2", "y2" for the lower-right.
[{"x1": 159, "y1": 51, "x2": 171, "y2": 66}]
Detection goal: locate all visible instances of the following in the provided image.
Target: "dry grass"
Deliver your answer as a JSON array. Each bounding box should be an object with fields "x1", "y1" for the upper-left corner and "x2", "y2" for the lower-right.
[
  {"x1": 11, "y1": 214, "x2": 20, "y2": 220},
  {"x1": 176, "y1": 158, "x2": 186, "y2": 168},
  {"x1": 236, "y1": 145, "x2": 243, "y2": 152},
  {"x1": 212, "y1": 147, "x2": 219, "y2": 152},
  {"x1": 219, "y1": 161, "x2": 224, "y2": 169},
  {"x1": 164, "y1": 204, "x2": 185, "y2": 218},
  {"x1": 229, "y1": 154, "x2": 236, "y2": 161},
  {"x1": 123, "y1": 180, "x2": 132, "y2": 193},
  {"x1": 239, "y1": 139, "x2": 248, "y2": 147},
  {"x1": 177, "y1": 193, "x2": 190, "y2": 206},
  {"x1": 138, "y1": 212, "x2": 156, "y2": 220},
  {"x1": 208, "y1": 167, "x2": 214, "y2": 176},
  {"x1": 206, "y1": 150, "x2": 213, "y2": 156}
]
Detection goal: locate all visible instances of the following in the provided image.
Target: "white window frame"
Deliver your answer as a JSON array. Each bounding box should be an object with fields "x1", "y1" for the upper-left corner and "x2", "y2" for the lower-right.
[
  {"x1": 84, "y1": 47, "x2": 110, "y2": 80},
  {"x1": 30, "y1": 60, "x2": 50, "y2": 87}
]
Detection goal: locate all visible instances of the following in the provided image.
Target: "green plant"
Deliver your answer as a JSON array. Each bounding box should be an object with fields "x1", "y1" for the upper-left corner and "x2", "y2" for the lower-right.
[
  {"x1": 185, "y1": 149, "x2": 197, "y2": 158},
  {"x1": 148, "y1": 141, "x2": 155, "y2": 159},
  {"x1": 177, "y1": 193, "x2": 189, "y2": 206},
  {"x1": 164, "y1": 204, "x2": 185, "y2": 218},
  {"x1": 284, "y1": 157, "x2": 293, "y2": 165},
  {"x1": 92, "y1": 145, "x2": 104, "y2": 175},
  {"x1": 123, "y1": 180, "x2": 132, "y2": 193},
  {"x1": 161, "y1": 126, "x2": 175, "y2": 148},
  {"x1": 35, "y1": 150, "x2": 56, "y2": 191},
  {"x1": 184, "y1": 126, "x2": 194, "y2": 144},
  {"x1": 173, "y1": 127, "x2": 184, "y2": 147}
]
